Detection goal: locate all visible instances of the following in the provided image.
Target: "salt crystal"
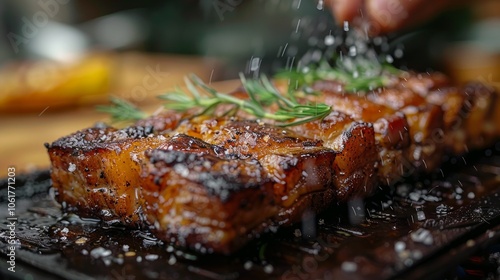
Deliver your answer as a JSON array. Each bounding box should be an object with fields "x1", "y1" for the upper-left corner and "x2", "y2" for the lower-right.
[
  {"x1": 145, "y1": 254, "x2": 159, "y2": 261},
  {"x1": 416, "y1": 211, "x2": 426, "y2": 221},
  {"x1": 410, "y1": 228, "x2": 433, "y2": 245},
  {"x1": 343, "y1": 21, "x2": 349, "y2": 31},
  {"x1": 68, "y1": 163, "x2": 76, "y2": 172},
  {"x1": 324, "y1": 35, "x2": 335, "y2": 46},
  {"x1": 244, "y1": 261, "x2": 253, "y2": 270},
  {"x1": 264, "y1": 264, "x2": 274, "y2": 274},
  {"x1": 394, "y1": 241, "x2": 406, "y2": 252},
  {"x1": 90, "y1": 247, "x2": 112, "y2": 259},
  {"x1": 341, "y1": 261, "x2": 357, "y2": 272},
  {"x1": 409, "y1": 192, "x2": 420, "y2": 201}
]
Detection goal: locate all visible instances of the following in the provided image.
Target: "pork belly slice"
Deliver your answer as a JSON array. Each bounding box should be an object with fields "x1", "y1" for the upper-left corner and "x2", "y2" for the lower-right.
[
  {"x1": 399, "y1": 73, "x2": 500, "y2": 154},
  {"x1": 366, "y1": 86, "x2": 446, "y2": 173},
  {"x1": 47, "y1": 125, "x2": 165, "y2": 226},
  {"x1": 426, "y1": 83, "x2": 499, "y2": 154},
  {"x1": 287, "y1": 111, "x2": 379, "y2": 200},
  {"x1": 47, "y1": 118, "x2": 340, "y2": 254},
  {"x1": 141, "y1": 133, "x2": 337, "y2": 253},
  {"x1": 310, "y1": 83, "x2": 411, "y2": 185},
  {"x1": 172, "y1": 117, "x2": 377, "y2": 202}
]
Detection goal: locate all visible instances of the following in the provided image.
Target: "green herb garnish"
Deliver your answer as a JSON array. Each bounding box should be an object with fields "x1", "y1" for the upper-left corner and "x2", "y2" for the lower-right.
[
  {"x1": 276, "y1": 57, "x2": 400, "y2": 93},
  {"x1": 158, "y1": 73, "x2": 332, "y2": 127},
  {"x1": 98, "y1": 56, "x2": 402, "y2": 125},
  {"x1": 96, "y1": 97, "x2": 147, "y2": 123}
]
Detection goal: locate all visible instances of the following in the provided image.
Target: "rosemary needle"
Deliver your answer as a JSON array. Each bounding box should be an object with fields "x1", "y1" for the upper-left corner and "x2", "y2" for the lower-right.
[{"x1": 96, "y1": 97, "x2": 147, "y2": 123}]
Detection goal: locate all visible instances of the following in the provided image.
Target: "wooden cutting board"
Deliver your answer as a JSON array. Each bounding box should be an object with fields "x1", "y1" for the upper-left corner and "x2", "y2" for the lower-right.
[{"x1": 0, "y1": 53, "x2": 239, "y2": 177}]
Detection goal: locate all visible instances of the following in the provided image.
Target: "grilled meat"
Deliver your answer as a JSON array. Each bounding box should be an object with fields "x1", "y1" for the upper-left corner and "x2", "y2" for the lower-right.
[
  {"x1": 47, "y1": 125, "x2": 165, "y2": 226},
  {"x1": 142, "y1": 132, "x2": 336, "y2": 253},
  {"x1": 46, "y1": 71, "x2": 499, "y2": 254}
]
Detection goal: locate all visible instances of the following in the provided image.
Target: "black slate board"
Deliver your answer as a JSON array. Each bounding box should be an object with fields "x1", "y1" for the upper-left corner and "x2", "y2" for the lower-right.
[{"x1": 1, "y1": 145, "x2": 500, "y2": 280}]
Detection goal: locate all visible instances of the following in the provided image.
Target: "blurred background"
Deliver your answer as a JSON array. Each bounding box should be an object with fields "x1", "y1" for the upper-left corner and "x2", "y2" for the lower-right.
[{"x1": 0, "y1": 0, "x2": 499, "y2": 174}]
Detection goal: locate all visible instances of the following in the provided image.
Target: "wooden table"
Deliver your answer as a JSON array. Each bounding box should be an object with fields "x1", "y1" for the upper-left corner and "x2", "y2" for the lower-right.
[{"x1": 0, "y1": 53, "x2": 239, "y2": 177}]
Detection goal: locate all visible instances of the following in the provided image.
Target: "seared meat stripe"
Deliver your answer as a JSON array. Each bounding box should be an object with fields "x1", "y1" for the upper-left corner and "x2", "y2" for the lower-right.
[{"x1": 47, "y1": 72, "x2": 499, "y2": 254}]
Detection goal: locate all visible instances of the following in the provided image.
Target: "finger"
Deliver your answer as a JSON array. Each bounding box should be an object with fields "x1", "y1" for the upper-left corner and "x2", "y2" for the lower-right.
[
  {"x1": 326, "y1": 0, "x2": 363, "y2": 24},
  {"x1": 366, "y1": 0, "x2": 454, "y2": 34}
]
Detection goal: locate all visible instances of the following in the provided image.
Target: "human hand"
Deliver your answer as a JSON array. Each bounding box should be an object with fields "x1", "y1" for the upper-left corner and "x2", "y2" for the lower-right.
[{"x1": 326, "y1": 0, "x2": 457, "y2": 35}]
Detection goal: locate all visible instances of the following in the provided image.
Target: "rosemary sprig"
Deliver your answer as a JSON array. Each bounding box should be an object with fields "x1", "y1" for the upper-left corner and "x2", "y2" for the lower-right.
[
  {"x1": 158, "y1": 73, "x2": 332, "y2": 127},
  {"x1": 276, "y1": 57, "x2": 400, "y2": 93},
  {"x1": 99, "y1": 57, "x2": 401, "y2": 125},
  {"x1": 96, "y1": 97, "x2": 147, "y2": 123}
]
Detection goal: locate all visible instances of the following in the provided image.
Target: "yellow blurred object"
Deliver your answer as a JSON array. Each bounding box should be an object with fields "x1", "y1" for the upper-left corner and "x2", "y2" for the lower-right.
[
  {"x1": 445, "y1": 43, "x2": 500, "y2": 91},
  {"x1": 0, "y1": 54, "x2": 111, "y2": 114}
]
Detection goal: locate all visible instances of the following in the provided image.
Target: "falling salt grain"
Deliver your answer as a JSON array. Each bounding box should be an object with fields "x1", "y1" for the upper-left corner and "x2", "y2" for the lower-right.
[
  {"x1": 409, "y1": 192, "x2": 420, "y2": 201},
  {"x1": 404, "y1": 258, "x2": 414, "y2": 266},
  {"x1": 90, "y1": 247, "x2": 112, "y2": 259},
  {"x1": 264, "y1": 264, "x2": 274, "y2": 274},
  {"x1": 145, "y1": 254, "x2": 159, "y2": 261},
  {"x1": 385, "y1": 55, "x2": 394, "y2": 64},
  {"x1": 250, "y1": 57, "x2": 261, "y2": 71},
  {"x1": 349, "y1": 46, "x2": 357, "y2": 56},
  {"x1": 324, "y1": 35, "x2": 335, "y2": 46},
  {"x1": 294, "y1": 229, "x2": 302, "y2": 237},
  {"x1": 343, "y1": 21, "x2": 349, "y2": 31},
  {"x1": 467, "y1": 192, "x2": 475, "y2": 199},
  {"x1": 68, "y1": 163, "x2": 76, "y2": 172},
  {"x1": 411, "y1": 228, "x2": 433, "y2": 245},
  {"x1": 412, "y1": 250, "x2": 423, "y2": 260},
  {"x1": 244, "y1": 261, "x2": 253, "y2": 270},
  {"x1": 136, "y1": 256, "x2": 142, "y2": 262},
  {"x1": 168, "y1": 255, "x2": 177, "y2": 265},
  {"x1": 341, "y1": 261, "x2": 357, "y2": 272},
  {"x1": 394, "y1": 48, "x2": 404, "y2": 58},
  {"x1": 394, "y1": 241, "x2": 406, "y2": 252},
  {"x1": 416, "y1": 211, "x2": 426, "y2": 221}
]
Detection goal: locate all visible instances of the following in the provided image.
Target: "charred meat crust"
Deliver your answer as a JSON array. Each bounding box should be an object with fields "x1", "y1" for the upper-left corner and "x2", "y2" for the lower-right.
[
  {"x1": 48, "y1": 126, "x2": 167, "y2": 226},
  {"x1": 140, "y1": 133, "x2": 339, "y2": 253}
]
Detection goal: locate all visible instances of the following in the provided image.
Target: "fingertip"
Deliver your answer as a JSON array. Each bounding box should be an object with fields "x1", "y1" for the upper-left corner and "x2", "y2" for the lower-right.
[
  {"x1": 366, "y1": 0, "x2": 451, "y2": 34},
  {"x1": 366, "y1": 0, "x2": 404, "y2": 34}
]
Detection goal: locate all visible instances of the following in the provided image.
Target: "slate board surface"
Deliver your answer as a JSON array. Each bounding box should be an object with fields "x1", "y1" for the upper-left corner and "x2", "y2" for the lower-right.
[{"x1": 1, "y1": 145, "x2": 500, "y2": 280}]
